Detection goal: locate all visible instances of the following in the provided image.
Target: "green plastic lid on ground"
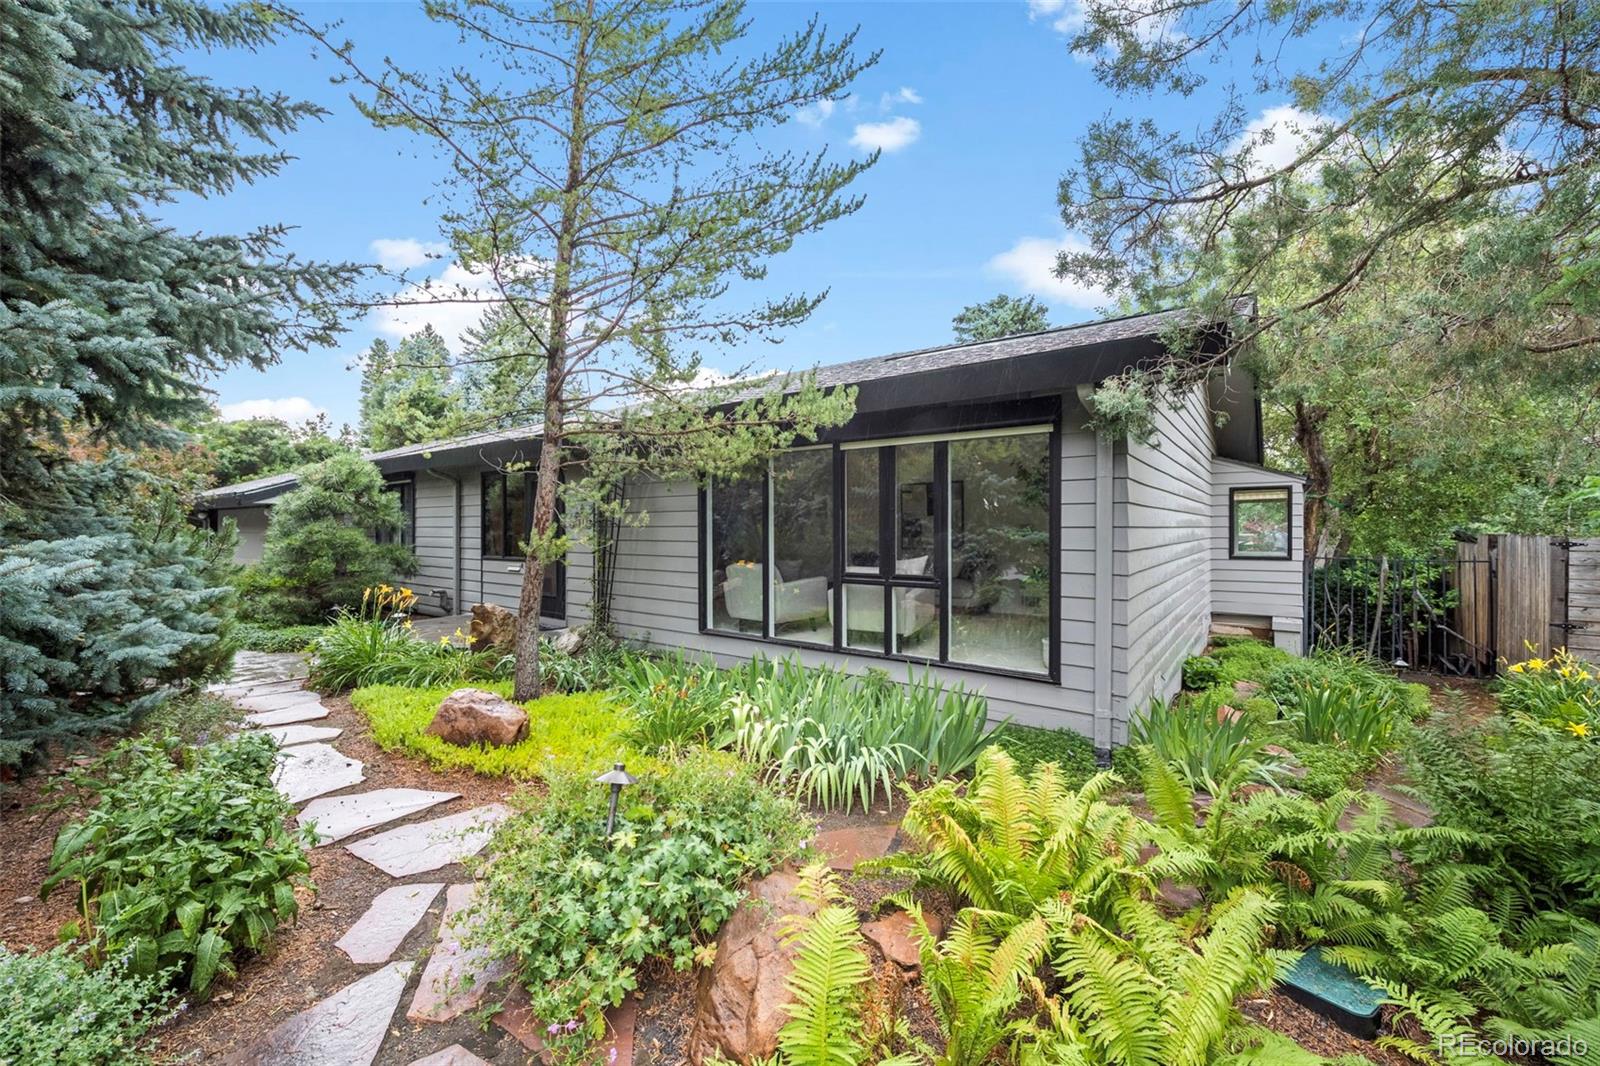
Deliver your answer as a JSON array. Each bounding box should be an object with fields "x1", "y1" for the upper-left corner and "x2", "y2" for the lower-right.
[{"x1": 1280, "y1": 947, "x2": 1385, "y2": 1024}]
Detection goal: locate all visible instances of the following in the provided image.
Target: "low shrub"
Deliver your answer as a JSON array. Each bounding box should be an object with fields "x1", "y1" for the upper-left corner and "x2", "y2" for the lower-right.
[
  {"x1": 1182, "y1": 653, "x2": 1224, "y2": 690},
  {"x1": 1263, "y1": 648, "x2": 1430, "y2": 721},
  {"x1": 470, "y1": 750, "x2": 808, "y2": 1049},
  {"x1": 351, "y1": 683, "x2": 630, "y2": 778},
  {"x1": 0, "y1": 945, "x2": 175, "y2": 1065},
  {"x1": 234, "y1": 622, "x2": 325, "y2": 653},
  {"x1": 42, "y1": 733, "x2": 313, "y2": 995},
  {"x1": 1127, "y1": 697, "x2": 1285, "y2": 794},
  {"x1": 986, "y1": 722, "x2": 1097, "y2": 784}
]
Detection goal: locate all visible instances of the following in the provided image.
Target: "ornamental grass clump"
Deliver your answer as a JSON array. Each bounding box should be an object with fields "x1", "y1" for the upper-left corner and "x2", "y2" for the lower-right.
[
  {"x1": 469, "y1": 750, "x2": 809, "y2": 1055},
  {"x1": 42, "y1": 733, "x2": 313, "y2": 996}
]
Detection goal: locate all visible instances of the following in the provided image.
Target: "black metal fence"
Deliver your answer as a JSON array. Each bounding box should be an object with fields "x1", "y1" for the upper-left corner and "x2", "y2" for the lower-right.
[{"x1": 1308, "y1": 555, "x2": 1496, "y2": 676}]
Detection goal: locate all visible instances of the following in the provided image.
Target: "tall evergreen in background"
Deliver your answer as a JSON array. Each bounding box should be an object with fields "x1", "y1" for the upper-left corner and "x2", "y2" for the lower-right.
[
  {"x1": 0, "y1": 0, "x2": 358, "y2": 766},
  {"x1": 357, "y1": 326, "x2": 466, "y2": 450}
]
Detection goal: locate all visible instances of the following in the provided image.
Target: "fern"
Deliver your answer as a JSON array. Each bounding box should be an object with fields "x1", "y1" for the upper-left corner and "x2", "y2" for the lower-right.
[{"x1": 776, "y1": 864, "x2": 873, "y2": 1066}]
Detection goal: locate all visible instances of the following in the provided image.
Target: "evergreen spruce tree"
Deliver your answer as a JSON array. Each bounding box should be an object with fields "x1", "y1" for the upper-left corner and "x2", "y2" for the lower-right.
[
  {"x1": 0, "y1": 0, "x2": 358, "y2": 766},
  {"x1": 357, "y1": 327, "x2": 468, "y2": 449}
]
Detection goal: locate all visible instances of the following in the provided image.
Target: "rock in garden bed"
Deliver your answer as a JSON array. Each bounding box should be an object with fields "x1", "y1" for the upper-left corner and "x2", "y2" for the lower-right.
[{"x1": 425, "y1": 688, "x2": 529, "y2": 747}]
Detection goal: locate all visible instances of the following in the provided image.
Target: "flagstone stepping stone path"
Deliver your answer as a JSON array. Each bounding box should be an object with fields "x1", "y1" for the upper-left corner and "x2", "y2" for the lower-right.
[
  {"x1": 406, "y1": 1046, "x2": 494, "y2": 1066},
  {"x1": 299, "y1": 787, "x2": 461, "y2": 845},
  {"x1": 407, "y1": 883, "x2": 512, "y2": 1022},
  {"x1": 221, "y1": 961, "x2": 414, "y2": 1066},
  {"x1": 338, "y1": 883, "x2": 446, "y2": 964},
  {"x1": 244, "y1": 702, "x2": 330, "y2": 727},
  {"x1": 273, "y1": 741, "x2": 366, "y2": 804},
  {"x1": 347, "y1": 804, "x2": 511, "y2": 876},
  {"x1": 252, "y1": 722, "x2": 343, "y2": 746},
  {"x1": 212, "y1": 652, "x2": 556, "y2": 1065}
]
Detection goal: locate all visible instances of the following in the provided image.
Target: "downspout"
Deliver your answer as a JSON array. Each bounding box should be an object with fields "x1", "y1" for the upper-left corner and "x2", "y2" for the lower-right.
[{"x1": 425, "y1": 470, "x2": 463, "y2": 615}]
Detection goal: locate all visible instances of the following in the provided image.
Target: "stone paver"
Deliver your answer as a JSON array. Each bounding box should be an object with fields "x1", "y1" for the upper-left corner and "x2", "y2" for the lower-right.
[
  {"x1": 811, "y1": 823, "x2": 899, "y2": 871},
  {"x1": 218, "y1": 650, "x2": 311, "y2": 688},
  {"x1": 337, "y1": 883, "x2": 445, "y2": 964},
  {"x1": 236, "y1": 689, "x2": 325, "y2": 713},
  {"x1": 209, "y1": 676, "x2": 310, "y2": 699},
  {"x1": 346, "y1": 804, "x2": 510, "y2": 877},
  {"x1": 252, "y1": 723, "x2": 343, "y2": 747},
  {"x1": 407, "y1": 883, "x2": 510, "y2": 1023},
  {"x1": 497, "y1": 985, "x2": 637, "y2": 1062},
  {"x1": 221, "y1": 960, "x2": 413, "y2": 1066},
  {"x1": 245, "y1": 702, "x2": 330, "y2": 727},
  {"x1": 298, "y1": 788, "x2": 461, "y2": 845},
  {"x1": 273, "y1": 742, "x2": 365, "y2": 804},
  {"x1": 406, "y1": 1046, "x2": 493, "y2": 1066}
]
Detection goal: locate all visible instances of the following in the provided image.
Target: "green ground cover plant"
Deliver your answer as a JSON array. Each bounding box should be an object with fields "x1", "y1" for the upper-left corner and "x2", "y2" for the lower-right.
[
  {"x1": 42, "y1": 733, "x2": 312, "y2": 995},
  {"x1": 233, "y1": 623, "x2": 325, "y2": 653},
  {"x1": 0, "y1": 945, "x2": 176, "y2": 1066},
  {"x1": 985, "y1": 721, "x2": 1097, "y2": 783},
  {"x1": 471, "y1": 750, "x2": 808, "y2": 1055},
  {"x1": 350, "y1": 683, "x2": 631, "y2": 778}
]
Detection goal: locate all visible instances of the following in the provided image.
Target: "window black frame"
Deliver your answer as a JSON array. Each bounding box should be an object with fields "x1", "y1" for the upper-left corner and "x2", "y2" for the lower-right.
[
  {"x1": 378, "y1": 475, "x2": 415, "y2": 547},
  {"x1": 1228, "y1": 485, "x2": 1293, "y2": 560},
  {"x1": 698, "y1": 414, "x2": 1061, "y2": 685},
  {"x1": 481, "y1": 469, "x2": 566, "y2": 617}
]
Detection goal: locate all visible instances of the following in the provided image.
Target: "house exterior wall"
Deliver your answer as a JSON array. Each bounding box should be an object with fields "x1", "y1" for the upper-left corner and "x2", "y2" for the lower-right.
[
  {"x1": 1111, "y1": 384, "x2": 1216, "y2": 742},
  {"x1": 1210, "y1": 457, "x2": 1305, "y2": 650},
  {"x1": 407, "y1": 463, "x2": 586, "y2": 626},
  {"x1": 565, "y1": 411, "x2": 1106, "y2": 737},
  {"x1": 217, "y1": 506, "x2": 271, "y2": 563}
]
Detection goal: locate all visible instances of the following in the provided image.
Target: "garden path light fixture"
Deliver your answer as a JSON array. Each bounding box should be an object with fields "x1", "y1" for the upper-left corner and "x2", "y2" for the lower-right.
[{"x1": 596, "y1": 762, "x2": 636, "y2": 836}]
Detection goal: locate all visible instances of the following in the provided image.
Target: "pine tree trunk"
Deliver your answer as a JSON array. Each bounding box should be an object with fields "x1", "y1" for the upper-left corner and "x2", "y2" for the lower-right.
[
  {"x1": 513, "y1": 1, "x2": 590, "y2": 702},
  {"x1": 1294, "y1": 400, "x2": 1333, "y2": 565}
]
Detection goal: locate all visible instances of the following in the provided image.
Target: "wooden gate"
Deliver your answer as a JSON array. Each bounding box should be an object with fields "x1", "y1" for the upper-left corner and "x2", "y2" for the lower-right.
[{"x1": 1564, "y1": 541, "x2": 1600, "y2": 662}]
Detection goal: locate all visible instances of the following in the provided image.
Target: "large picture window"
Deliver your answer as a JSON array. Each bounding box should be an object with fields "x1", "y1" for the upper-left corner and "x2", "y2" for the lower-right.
[
  {"x1": 1230, "y1": 486, "x2": 1292, "y2": 559},
  {"x1": 702, "y1": 425, "x2": 1057, "y2": 680},
  {"x1": 481, "y1": 470, "x2": 564, "y2": 615}
]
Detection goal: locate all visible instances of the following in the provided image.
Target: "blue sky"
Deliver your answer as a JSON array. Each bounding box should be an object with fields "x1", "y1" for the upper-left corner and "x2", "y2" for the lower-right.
[{"x1": 176, "y1": 0, "x2": 1271, "y2": 430}]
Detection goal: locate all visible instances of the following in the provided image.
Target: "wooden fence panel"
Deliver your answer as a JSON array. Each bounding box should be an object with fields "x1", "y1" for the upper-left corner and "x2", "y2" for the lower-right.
[
  {"x1": 1454, "y1": 538, "x2": 1494, "y2": 672},
  {"x1": 1495, "y1": 534, "x2": 1552, "y2": 662},
  {"x1": 1568, "y1": 543, "x2": 1600, "y2": 662}
]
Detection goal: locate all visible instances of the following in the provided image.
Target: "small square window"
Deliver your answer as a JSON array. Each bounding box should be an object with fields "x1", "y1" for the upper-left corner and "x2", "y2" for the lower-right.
[{"x1": 1230, "y1": 487, "x2": 1292, "y2": 559}]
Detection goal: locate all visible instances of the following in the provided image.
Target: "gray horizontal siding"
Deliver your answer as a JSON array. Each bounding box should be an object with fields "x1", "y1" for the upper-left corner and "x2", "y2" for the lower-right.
[
  {"x1": 1210, "y1": 458, "x2": 1305, "y2": 625},
  {"x1": 592, "y1": 417, "x2": 1102, "y2": 736},
  {"x1": 1113, "y1": 385, "x2": 1215, "y2": 740}
]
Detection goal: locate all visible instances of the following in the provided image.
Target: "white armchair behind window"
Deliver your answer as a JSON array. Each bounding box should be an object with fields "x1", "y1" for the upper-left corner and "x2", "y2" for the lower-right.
[{"x1": 722, "y1": 563, "x2": 829, "y2": 627}]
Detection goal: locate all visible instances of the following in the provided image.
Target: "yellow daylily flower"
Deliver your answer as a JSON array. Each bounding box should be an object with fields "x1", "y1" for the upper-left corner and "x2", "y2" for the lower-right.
[{"x1": 1568, "y1": 722, "x2": 1591, "y2": 739}]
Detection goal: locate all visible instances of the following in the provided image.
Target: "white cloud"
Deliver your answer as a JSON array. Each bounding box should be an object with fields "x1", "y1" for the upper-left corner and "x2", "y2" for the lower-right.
[
  {"x1": 986, "y1": 234, "x2": 1107, "y2": 310},
  {"x1": 369, "y1": 237, "x2": 448, "y2": 270},
  {"x1": 850, "y1": 116, "x2": 922, "y2": 154},
  {"x1": 879, "y1": 86, "x2": 922, "y2": 110},
  {"x1": 1229, "y1": 105, "x2": 1330, "y2": 178},
  {"x1": 794, "y1": 98, "x2": 836, "y2": 127},
  {"x1": 369, "y1": 261, "x2": 509, "y2": 353},
  {"x1": 219, "y1": 396, "x2": 326, "y2": 424},
  {"x1": 1028, "y1": 0, "x2": 1082, "y2": 34}
]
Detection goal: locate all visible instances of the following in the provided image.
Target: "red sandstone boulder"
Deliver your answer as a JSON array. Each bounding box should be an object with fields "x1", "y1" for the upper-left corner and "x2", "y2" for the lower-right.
[
  {"x1": 468, "y1": 602, "x2": 517, "y2": 653},
  {"x1": 687, "y1": 868, "x2": 818, "y2": 1064},
  {"x1": 861, "y1": 910, "x2": 943, "y2": 973},
  {"x1": 425, "y1": 688, "x2": 529, "y2": 747}
]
